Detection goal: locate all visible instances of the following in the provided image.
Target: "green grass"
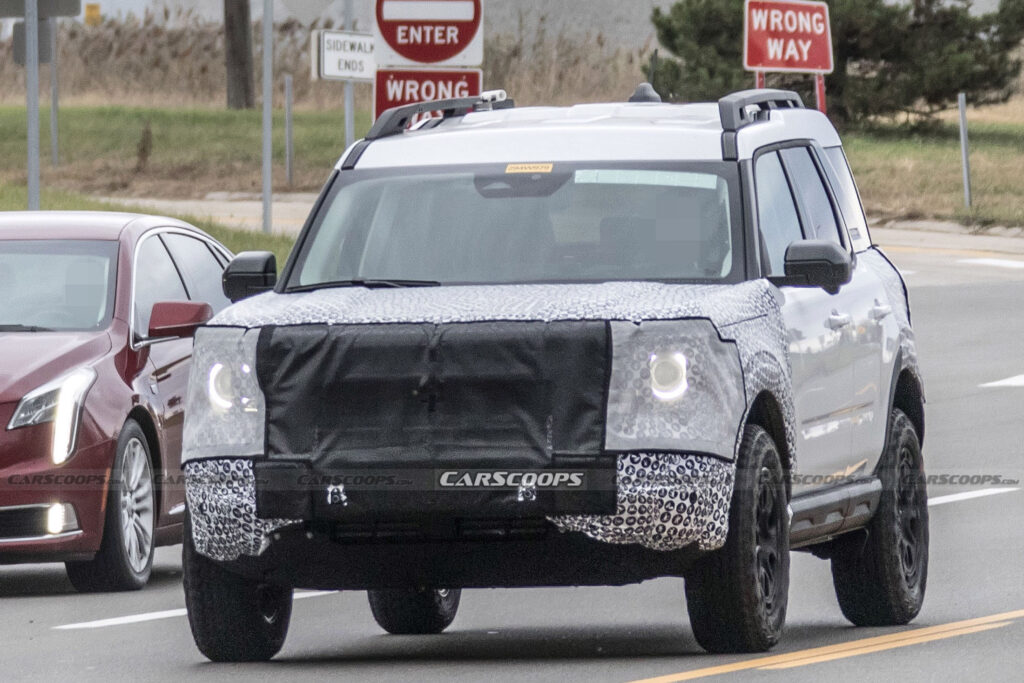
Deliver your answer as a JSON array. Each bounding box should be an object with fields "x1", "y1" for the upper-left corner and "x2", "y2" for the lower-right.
[
  {"x1": 832, "y1": 120, "x2": 1024, "y2": 227},
  {"x1": 1, "y1": 104, "x2": 1023, "y2": 228},
  {"x1": 0, "y1": 183, "x2": 296, "y2": 267},
  {"x1": 0, "y1": 105, "x2": 373, "y2": 195}
]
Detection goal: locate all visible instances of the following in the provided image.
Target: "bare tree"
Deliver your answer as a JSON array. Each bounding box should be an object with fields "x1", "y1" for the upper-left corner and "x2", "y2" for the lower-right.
[{"x1": 224, "y1": 0, "x2": 255, "y2": 109}]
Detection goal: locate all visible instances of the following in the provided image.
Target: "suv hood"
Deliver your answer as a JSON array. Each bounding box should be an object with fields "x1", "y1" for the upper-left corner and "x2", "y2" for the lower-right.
[
  {"x1": 211, "y1": 281, "x2": 776, "y2": 329},
  {"x1": 0, "y1": 331, "x2": 111, "y2": 404}
]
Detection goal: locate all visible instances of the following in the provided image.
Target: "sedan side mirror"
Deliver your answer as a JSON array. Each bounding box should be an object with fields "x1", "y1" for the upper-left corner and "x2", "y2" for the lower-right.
[
  {"x1": 148, "y1": 301, "x2": 213, "y2": 339},
  {"x1": 223, "y1": 251, "x2": 277, "y2": 303},
  {"x1": 780, "y1": 240, "x2": 853, "y2": 295}
]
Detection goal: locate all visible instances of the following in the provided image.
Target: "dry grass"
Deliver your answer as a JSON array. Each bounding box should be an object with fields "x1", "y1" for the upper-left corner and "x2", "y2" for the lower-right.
[
  {"x1": 484, "y1": 16, "x2": 652, "y2": 105},
  {"x1": 0, "y1": 12, "x2": 647, "y2": 108},
  {"x1": 845, "y1": 120, "x2": 1024, "y2": 227},
  {"x1": 0, "y1": 11, "x2": 375, "y2": 110}
]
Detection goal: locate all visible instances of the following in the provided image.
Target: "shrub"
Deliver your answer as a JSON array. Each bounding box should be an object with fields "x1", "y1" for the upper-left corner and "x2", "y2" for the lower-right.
[{"x1": 651, "y1": 0, "x2": 1024, "y2": 122}]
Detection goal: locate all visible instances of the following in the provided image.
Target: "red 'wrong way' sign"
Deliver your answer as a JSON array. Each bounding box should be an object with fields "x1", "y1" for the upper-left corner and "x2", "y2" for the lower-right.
[
  {"x1": 374, "y1": 67, "x2": 482, "y2": 120},
  {"x1": 375, "y1": 0, "x2": 483, "y2": 66},
  {"x1": 744, "y1": 0, "x2": 833, "y2": 74}
]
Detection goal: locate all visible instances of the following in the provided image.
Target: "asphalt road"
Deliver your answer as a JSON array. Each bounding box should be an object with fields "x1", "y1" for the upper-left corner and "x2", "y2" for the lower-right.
[{"x1": 2, "y1": 230, "x2": 1023, "y2": 682}]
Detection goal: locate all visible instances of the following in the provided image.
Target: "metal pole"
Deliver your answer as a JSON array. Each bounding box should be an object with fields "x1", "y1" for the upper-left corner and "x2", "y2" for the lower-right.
[
  {"x1": 262, "y1": 0, "x2": 273, "y2": 234},
  {"x1": 958, "y1": 92, "x2": 972, "y2": 209},
  {"x1": 284, "y1": 73, "x2": 293, "y2": 188},
  {"x1": 815, "y1": 74, "x2": 827, "y2": 115},
  {"x1": 49, "y1": 16, "x2": 58, "y2": 167},
  {"x1": 344, "y1": 0, "x2": 355, "y2": 147},
  {"x1": 26, "y1": 0, "x2": 40, "y2": 210}
]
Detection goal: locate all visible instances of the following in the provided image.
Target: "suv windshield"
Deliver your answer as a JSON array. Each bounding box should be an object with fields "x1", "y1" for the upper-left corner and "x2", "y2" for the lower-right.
[
  {"x1": 0, "y1": 240, "x2": 118, "y2": 331},
  {"x1": 288, "y1": 162, "x2": 742, "y2": 289}
]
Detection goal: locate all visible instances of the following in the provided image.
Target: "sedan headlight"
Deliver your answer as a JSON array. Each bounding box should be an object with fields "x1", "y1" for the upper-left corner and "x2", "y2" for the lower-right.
[
  {"x1": 7, "y1": 367, "x2": 97, "y2": 464},
  {"x1": 182, "y1": 327, "x2": 265, "y2": 462},
  {"x1": 605, "y1": 320, "x2": 746, "y2": 459}
]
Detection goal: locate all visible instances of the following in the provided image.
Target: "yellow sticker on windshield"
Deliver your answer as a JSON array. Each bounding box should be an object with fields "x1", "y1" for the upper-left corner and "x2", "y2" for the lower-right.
[{"x1": 506, "y1": 163, "x2": 554, "y2": 174}]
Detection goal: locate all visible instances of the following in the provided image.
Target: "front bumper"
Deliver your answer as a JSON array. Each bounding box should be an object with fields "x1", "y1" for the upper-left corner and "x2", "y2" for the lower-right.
[
  {"x1": 184, "y1": 453, "x2": 734, "y2": 565},
  {"x1": 0, "y1": 432, "x2": 114, "y2": 561}
]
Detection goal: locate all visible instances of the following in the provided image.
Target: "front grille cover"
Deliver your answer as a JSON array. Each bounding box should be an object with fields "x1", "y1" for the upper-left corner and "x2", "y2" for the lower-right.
[{"x1": 256, "y1": 321, "x2": 609, "y2": 469}]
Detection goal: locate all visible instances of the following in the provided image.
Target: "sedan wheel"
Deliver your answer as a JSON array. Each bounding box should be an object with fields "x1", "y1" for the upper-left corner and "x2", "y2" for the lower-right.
[{"x1": 66, "y1": 420, "x2": 156, "y2": 592}]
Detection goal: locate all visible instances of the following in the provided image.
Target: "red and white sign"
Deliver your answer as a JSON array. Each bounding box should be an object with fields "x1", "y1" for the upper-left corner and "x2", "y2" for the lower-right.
[
  {"x1": 375, "y1": 0, "x2": 483, "y2": 67},
  {"x1": 374, "y1": 68, "x2": 482, "y2": 119},
  {"x1": 744, "y1": 0, "x2": 833, "y2": 74}
]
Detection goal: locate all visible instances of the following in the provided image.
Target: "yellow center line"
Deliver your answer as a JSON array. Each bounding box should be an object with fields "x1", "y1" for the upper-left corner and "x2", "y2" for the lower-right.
[
  {"x1": 759, "y1": 621, "x2": 1011, "y2": 670},
  {"x1": 628, "y1": 609, "x2": 1024, "y2": 683}
]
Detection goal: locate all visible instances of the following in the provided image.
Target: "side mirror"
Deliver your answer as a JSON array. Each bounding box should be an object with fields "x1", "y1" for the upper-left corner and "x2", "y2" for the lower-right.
[
  {"x1": 780, "y1": 240, "x2": 853, "y2": 295},
  {"x1": 223, "y1": 251, "x2": 277, "y2": 303},
  {"x1": 148, "y1": 301, "x2": 213, "y2": 339}
]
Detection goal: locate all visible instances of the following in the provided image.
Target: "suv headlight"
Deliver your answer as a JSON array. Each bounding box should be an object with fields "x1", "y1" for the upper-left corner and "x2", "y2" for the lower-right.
[
  {"x1": 7, "y1": 367, "x2": 97, "y2": 464},
  {"x1": 605, "y1": 319, "x2": 746, "y2": 459},
  {"x1": 183, "y1": 327, "x2": 265, "y2": 462}
]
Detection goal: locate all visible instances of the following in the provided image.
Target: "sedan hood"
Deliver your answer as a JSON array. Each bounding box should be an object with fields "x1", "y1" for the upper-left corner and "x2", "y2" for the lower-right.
[
  {"x1": 211, "y1": 280, "x2": 778, "y2": 330},
  {"x1": 0, "y1": 331, "x2": 111, "y2": 403}
]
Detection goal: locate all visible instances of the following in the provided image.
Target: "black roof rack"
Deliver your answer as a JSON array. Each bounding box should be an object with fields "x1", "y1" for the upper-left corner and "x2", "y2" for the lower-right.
[
  {"x1": 718, "y1": 89, "x2": 804, "y2": 132},
  {"x1": 365, "y1": 90, "x2": 514, "y2": 141},
  {"x1": 718, "y1": 89, "x2": 804, "y2": 161}
]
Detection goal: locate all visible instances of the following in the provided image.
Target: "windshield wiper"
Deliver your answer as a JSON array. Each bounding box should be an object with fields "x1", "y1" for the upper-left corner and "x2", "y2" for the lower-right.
[
  {"x1": 288, "y1": 279, "x2": 442, "y2": 293},
  {"x1": 0, "y1": 324, "x2": 55, "y2": 332}
]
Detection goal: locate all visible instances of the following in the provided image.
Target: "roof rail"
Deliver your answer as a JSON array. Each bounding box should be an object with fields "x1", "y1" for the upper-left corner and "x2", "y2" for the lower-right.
[
  {"x1": 718, "y1": 89, "x2": 805, "y2": 161},
  {"x1": 718, "y1": 89, "x2": 804, "y2": 132},
  {"x1": 365, "y1": 89, "x2": 514, "y2": 141}
]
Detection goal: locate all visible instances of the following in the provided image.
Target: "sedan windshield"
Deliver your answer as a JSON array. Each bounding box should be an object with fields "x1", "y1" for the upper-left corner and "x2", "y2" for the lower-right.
[
  {"x1": 0, "y1": 240, "x2": 118, "y2": 331},
  {"x1": 289, "y1": 163, "x2": 742, "y2": 289}
]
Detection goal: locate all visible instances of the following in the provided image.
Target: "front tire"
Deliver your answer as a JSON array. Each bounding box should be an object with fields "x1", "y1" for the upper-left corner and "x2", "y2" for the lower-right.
[
  {"x1": 182, "y1": 511, "x2": 293, "y2": 662},
  {"x1": 66, "y1": 420, "x2": 155, "y2": 592},
  {"x1": 368, "y1": 588, "x2": 461, "y2": 634},
  {"x1": 685, "y1": 424, "x2": 790, "y2": 653},
  {"x1": 831, "y1": 408, "x2": 928, "y2": 626}
]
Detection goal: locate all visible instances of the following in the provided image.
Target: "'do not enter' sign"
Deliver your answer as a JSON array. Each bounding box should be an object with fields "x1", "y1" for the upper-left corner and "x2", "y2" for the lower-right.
[{"x1": 375, "y1": 0, "x2": 483, "y2": 66}]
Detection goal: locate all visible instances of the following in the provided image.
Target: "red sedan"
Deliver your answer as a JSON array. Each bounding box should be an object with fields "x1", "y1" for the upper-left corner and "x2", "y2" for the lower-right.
[{"x1": 0, "y1": 212, "x2": 231, "y2": 591}]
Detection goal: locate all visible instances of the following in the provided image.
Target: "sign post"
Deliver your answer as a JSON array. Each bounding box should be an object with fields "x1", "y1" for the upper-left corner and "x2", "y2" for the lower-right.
[
  {"x1": 743, "y1": 0, "x2": 833, "y2": 113},
  {"x1": 344, "y1": 0, "x2": 355, "y2": 150},
  {"x1": 372, "y1": 0, "x2": 484, "y2": 120},
  {"x1": 25, "y1": 0, "x2": 39, "y2": 210},
  {"x1": 262, "y1": 0, "x2": 272, "y2": 234},
  {"x1": 2, "y1": 0, "x2": 81, "y2": 208}
]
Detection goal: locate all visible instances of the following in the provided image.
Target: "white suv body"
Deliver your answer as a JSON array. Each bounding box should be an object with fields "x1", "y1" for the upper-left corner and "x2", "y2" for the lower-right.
[{"x1": 180, "y1": 89, "x2": 927, "y2": 660}]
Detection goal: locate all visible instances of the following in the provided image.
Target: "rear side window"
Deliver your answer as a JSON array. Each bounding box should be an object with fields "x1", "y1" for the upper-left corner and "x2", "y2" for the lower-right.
[
  {"x1": 754, "y1": 152, "x2": 803, "y2": 276},
  {"x1": 824, "y1": 146, "x2": 872, "y2": 251},
  {"x1": 780, "y1": 147, "x2": 843, "y2": 247},
  {"x1": 161, "y1": 234, "x2": 231, "y2": 314},
  {"x1": 134, "y1": 236, "x2": 188, "y2": 337}
]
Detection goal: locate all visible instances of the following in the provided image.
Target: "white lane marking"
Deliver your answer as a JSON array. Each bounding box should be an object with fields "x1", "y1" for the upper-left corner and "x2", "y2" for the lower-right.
[
  {"x1": 899, "y1": 270, "x2": 917, "y2": 276},
  {"x1": 929, "y1": 488, "x2": 1020, "y2": 507},
  {"x1": 53, "y1": 590, "x2": 336, "y2": 630},
  {"x1": 959, "y1": 258, "x2": 1024, "y2": 269},
  {"x1": 980, "y1": 374, "x2": 1024, "y2": 388},
  {"x1": 53, "y1": 489, "x2": 1021, "y2": 631}
]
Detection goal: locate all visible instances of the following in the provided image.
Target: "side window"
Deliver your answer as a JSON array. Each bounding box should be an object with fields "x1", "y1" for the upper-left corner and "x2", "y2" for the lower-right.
[
  {"x1": 824, "y1": 146, "x2": 872, "y2": 251},
  {"x1": 780, "y1": 147, "x2": 843, "y2": 246},
  {"x1": 754, "y1": 151, "x2": 803, "y2": 276},
  {"x1": 161, "y1": 234, "x2": 232, "y2": 313},
  {"x1": 134, "y1": 235, "x2": 188, "y2": 337}
]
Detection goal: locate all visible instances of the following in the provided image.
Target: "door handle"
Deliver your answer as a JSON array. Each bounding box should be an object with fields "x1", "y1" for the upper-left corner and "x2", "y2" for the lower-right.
[
  {"x1": 828, "y1": 312, "x2": 853, "y2": 330},
  {"x1": 870, "y1": 303, "x2": 892, "y2": 321}
]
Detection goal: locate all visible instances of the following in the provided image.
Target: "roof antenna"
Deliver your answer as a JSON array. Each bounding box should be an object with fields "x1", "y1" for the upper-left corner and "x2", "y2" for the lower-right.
[{"x1": 629, "y1": 82, "x2": 662, "y2": 103}]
